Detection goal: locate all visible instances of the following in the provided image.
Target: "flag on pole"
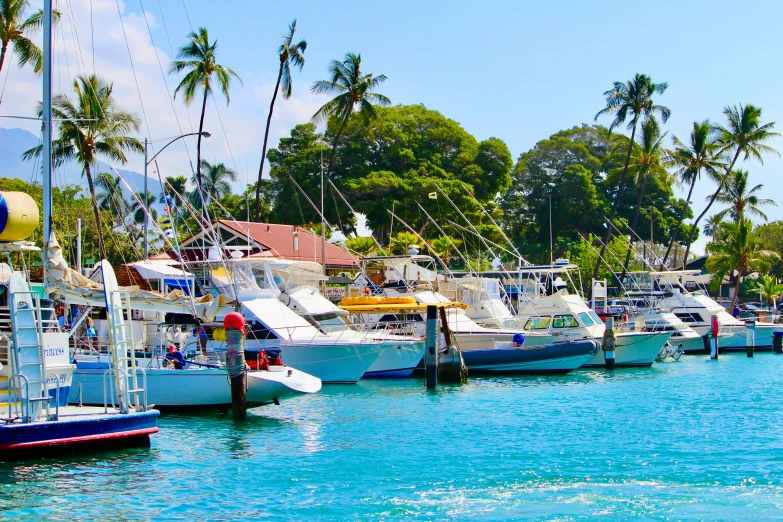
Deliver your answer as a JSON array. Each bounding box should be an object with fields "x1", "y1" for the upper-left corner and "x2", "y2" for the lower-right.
[
  {"x1": 164, "y1": 228, "x2": 175, "y2": 239},
  {"x1": 428, "y1": 192, "x2": 437, "y2": 199},
  {"x1": 158, "y1": 216, "x2": 172, "y2": 228}
]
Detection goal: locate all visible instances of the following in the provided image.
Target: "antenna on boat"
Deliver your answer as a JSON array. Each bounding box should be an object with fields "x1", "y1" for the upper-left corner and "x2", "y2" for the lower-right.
[{"x1": 320, "y1": 150, "x2": 326, "y2": 279}]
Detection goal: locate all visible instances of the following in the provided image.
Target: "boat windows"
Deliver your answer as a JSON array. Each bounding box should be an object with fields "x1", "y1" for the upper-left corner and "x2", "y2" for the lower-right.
[
  {"x1": 587, "y1": 311, "x2": 603, "y2": 325},
  {"x1": 552, "y1": 315, "x2": 579, "y2": 329},
  {"x1": 578, "y1": 312, "x2": 594, "y2": 326},
  {"x1": 246, "y1": 320, "x2": 278, "y2": 340},
  {"x1": 674, "y1": 312, "x2": 702, "y2": 324},
  {"x1": 524, "y1": 317, "x2": 552, "y2": 330}
]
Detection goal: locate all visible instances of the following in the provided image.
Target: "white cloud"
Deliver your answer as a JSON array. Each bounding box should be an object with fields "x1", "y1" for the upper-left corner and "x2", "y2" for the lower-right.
[{"x1": 1, "y1": 0, "x2": 326, "y2": 196}]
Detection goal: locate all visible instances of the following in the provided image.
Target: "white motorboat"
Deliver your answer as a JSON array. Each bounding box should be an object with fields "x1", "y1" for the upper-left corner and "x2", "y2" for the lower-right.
[{"x1": 270, "y1": 259, "x2": 425, "y2": 379}]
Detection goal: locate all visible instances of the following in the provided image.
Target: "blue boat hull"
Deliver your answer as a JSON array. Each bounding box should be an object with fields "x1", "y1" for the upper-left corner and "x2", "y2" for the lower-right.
[
  {"x1": 0, "y1": 410, "x2": 159, "y2": 461},
  {"x1": 461, "y1": 340, "x2": 600, "y2": 374}
]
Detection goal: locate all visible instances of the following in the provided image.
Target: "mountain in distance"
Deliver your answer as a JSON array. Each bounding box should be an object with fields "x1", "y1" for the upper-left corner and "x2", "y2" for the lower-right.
[{"x1": 0, "y1": 127, "x2": 162, "y2": 198}]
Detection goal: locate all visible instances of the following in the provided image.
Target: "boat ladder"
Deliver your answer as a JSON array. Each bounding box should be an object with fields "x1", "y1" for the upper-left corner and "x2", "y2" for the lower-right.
[
  {"x1": 6, "y1": 291, "x2": 55, "y2": 423},
  {"x1": 104, "y1": 289, "x2": 148, "y2": 414}
]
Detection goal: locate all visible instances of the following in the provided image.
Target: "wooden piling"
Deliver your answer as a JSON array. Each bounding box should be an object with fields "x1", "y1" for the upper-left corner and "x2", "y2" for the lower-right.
[
  {"x1": 437, "y1": 306, "x2": 468, "y2": 383},
  {"x1": 425, "y1": 305, "x2": 438, "y2": 388},
  {"x1": 602, "y1": 316, "x2": 615, "y2": 370},
  {"x1": 746, "y1": 322, "x2": 756, "y2": 357}
]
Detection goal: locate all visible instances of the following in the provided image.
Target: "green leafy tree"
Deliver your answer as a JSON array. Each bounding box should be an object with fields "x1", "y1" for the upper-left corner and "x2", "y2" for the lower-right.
[
  {"x1": 754, "y1": 221, "x2": 783, "y2": 279},
  {"x1": 593, "y1": 73, "x2": 670, "y2": 279},
  {"x1": 662, "y1": 121, "x2": 724, "y2": 265},
  {"x1": 311, "y1": 52, "x2": 390, "y2": 181},
  {"x1": 130, "y1": 191, "x2": 158, "y2": 227},
  {"x1": 713, "y1": 169, "x2": 776, "y2": 223},
  {"x1": 171, "y1": 27, "x2": 241, "y2": 208},
  {"x1": 707, "y1": 218, "x2": 778, "y2": 313},
  {"x1": 255, "y1": 19, "x2": 307, "y2": 219},
  {"x1": 23, "y1": 74, "x2": 143, "y2": 260},
  {"x1": 305, "y1": 222, "x2": 334, "y2": 241},
  {"x1": 159, "y1": 175, "x2": 187, "y2": 204},
  {"x1": 685, "y1": 104, "x2": 779, "y2": 262},
  {"x1": 0, "y1": 0, "x2": 60, "y2": 74}
]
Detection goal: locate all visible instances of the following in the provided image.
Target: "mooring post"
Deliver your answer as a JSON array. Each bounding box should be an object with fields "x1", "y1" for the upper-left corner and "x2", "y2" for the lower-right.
[
  {"x1": 224, "y1": 311, "x2": 247, "y2": 420},
  {"x1": 710, "y1": 314, "x2": 719, "y2": 360},
  {"x1": 773, "y1": 331, "x2": 783, "y2": 354},
  {"x1": 438, "y1": 306, "x2": 468, "y2": 383},
  {"x1": 747, "y1": 322, "x2": 756, "y2": 358},
  {"x1": 425, "y1": 305, "x2": 438, "y2": 388},
  {"x1": 602, "y1": 316, "x2": 615, "y2": 370}
]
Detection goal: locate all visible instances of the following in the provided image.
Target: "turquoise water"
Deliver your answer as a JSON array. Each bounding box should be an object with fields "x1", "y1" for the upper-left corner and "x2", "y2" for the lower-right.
[{"x1": 2, "y1": 353, "x2": 783, "y2": 520}]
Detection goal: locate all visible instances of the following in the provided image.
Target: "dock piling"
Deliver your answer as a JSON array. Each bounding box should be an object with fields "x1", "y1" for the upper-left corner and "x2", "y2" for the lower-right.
[
  {"x1": 225, "y1": 312, "x2": 247, "y2": 421},
  {"x1": 602, "y1": 317, "x2": 615, "y2": 370},
  {"x1": 773, "y1": 331, "x2": 783, "y2": 354},
  {"x1": 437, "y1": 306, "x2": 468, "y2": 383},
  {"x1": 425, "y1": 305, "x2": 438, "y2": 388},
  {"x1": 710, "y1": 314, "x2": 719, "y2": 360},
  {"x1": 747, "y1": 322, "x2": 756, "y2": 357}
]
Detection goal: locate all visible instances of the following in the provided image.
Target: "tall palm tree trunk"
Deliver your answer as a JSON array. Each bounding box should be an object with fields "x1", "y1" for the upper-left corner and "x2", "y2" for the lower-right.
[
  {"x1": 683, "y1": 149, "x2": 741, "y2": 263},
  {"x1": 196, "y1": 89, "x2": 209, "y2": 217},
  {"x1": 255, "y1": 62, "x2": 284, "y2": 221},
  {"x1": 0, "y1": 41, "x2": 7, "y2": 74},
  {"x1": 84, "y1": 163, "x2": 108, "y2": 260},
  {"x1": 325, "y1": 113, "x2": 351, "y2": 180},
  {"x1": 730, "y1": 274, "x2": 742, "y2": 315},
  {"x1": 622, "y1": 172, "x2": 649, "y2": 273},
  {"x1": 593, "y1": 124, "x2": 637, "y2": 279},
  {"x1": 661, "y1": 176, "x2": 697, "y2": 266}
]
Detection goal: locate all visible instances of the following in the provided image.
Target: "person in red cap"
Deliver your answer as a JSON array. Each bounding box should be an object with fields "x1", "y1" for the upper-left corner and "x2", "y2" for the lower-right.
[{"x1": 165, "y1": 344, "x2": 185, "y2": 370}]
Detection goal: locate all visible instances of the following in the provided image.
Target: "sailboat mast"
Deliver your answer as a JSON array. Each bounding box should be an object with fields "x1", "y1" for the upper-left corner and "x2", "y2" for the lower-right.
[
  {"x1": 320, "y1": 151, "x2": 326, "y2": 277},
  {"x1": 41, "y1": 0, "x2": 53, "y2": 288}
]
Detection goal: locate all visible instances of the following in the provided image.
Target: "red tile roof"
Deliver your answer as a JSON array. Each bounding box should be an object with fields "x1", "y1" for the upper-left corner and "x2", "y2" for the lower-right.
[{"x1": 218, "y1": 221, "x2": 358, "y2": 268}]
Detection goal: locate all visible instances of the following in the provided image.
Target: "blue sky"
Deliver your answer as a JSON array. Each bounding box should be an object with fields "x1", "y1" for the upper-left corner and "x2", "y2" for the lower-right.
[{"x1": 3, "y1": 0, "x2": 782, "y2": 253}]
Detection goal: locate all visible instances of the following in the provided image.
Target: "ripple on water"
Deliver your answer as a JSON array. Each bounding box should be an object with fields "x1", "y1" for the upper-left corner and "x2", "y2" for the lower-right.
[{"x1": 2, "y1": 354, "x2": 783, "y2": 520}]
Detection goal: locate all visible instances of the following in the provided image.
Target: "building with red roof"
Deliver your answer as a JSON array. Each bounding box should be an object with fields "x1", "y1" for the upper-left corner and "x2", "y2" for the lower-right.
[{"x1": 174, "y1": 220, "x2": 358, "y2": 270}]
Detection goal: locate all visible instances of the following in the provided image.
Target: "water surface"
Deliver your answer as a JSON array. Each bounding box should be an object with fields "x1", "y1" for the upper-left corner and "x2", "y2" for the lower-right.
[{"x1": 2, "y1": 354, "x2": 783, "y2": 520}]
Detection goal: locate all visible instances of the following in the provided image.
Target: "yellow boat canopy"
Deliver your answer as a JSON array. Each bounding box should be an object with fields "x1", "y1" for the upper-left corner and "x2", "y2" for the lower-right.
[{"x1": 339, "y1": 295, "x2": 466, "y2": 312}]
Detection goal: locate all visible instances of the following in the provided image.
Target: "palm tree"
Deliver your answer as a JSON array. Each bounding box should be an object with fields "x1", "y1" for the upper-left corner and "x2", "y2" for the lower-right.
[
  {"x1": 429, "y1": 235, "x2": 463, "y2": 265},
  {"x1": 159, "y1": 175, "x2": 187, "y2": 206},
  {"x1": 254, "y1": 19, "x2": 306, "y2": 220},
  {"x1": 189, "y1": 159, "x2": 236, "y2": 208},
  {"x1": 706, "y1": 218, "x2": 778, "y2": 314},
  {"x1": 753, "y1": 275, "x2": 783, "y2": 309},
  {"x1": 592, "y1": 73, "x2": 670, "y2": 279},
  {"x1": 0, "y1": 0, "x2": 60, "y2": 74},
  {"x1": 703, "y1": 214, "x2": 723, "y2": 241},
  {"x1": 713, "y1": 169, "x2": 776, "y2": 223},
  {"x1": 685, "y1": 104, "x2": 779, "y2": 262},
  {"x1": 345, "y1": 235, "x2": 377, "y2": 257},
  {"x1": 96, "y1": 172, "x2": 126, "y2": 212},
  {"x1": 389, "y1": 231, "x2": 421, "y2": 255},
  {"x1": 620, "y1": 118, "x2": 669, "y2": 270},
  {"x1": 311, "y1": 53, "x2": 390, "y2": 181},
  {"x1": 130, "y1": 191, "x2": 157, "y2": 227},
  {"x1": 23, "y1": 74, "x2": 142, "y2": 260},
  {"x1": 661, "y1": 121, "x2": 724, "y2": 265},
  {"x1": 170, "y1": 27, "x2": 241, "y2": 209}
]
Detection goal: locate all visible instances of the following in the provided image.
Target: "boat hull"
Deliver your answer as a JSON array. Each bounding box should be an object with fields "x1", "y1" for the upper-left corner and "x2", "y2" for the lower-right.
[
  {"x1": 0, "y1": 407, "x2": 159, "y2": 461},
  {"x1": 683, "y1": 324, "x2": 780, "y2": 353},
  {"x1": 582, "y1": 331, "x2": 671, "y2": 367},
  {"x1": 363, "y1": 341, "x2": 425, "y2": 379},
  {"x1": 461, "y1": 340, "x2": 600, "y2": 374},
  {"x1": 70, "y1": 366, "x2": 320, "y2": 408},
  {"x1": 265, "y1": 342, "x2": 385, "y2": 384}
]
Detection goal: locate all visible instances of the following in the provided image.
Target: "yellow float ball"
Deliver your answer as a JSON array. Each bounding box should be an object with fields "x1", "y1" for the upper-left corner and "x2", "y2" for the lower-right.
[{"x1": 0, "y1": 192, "x2": 40, "y2": 241}]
